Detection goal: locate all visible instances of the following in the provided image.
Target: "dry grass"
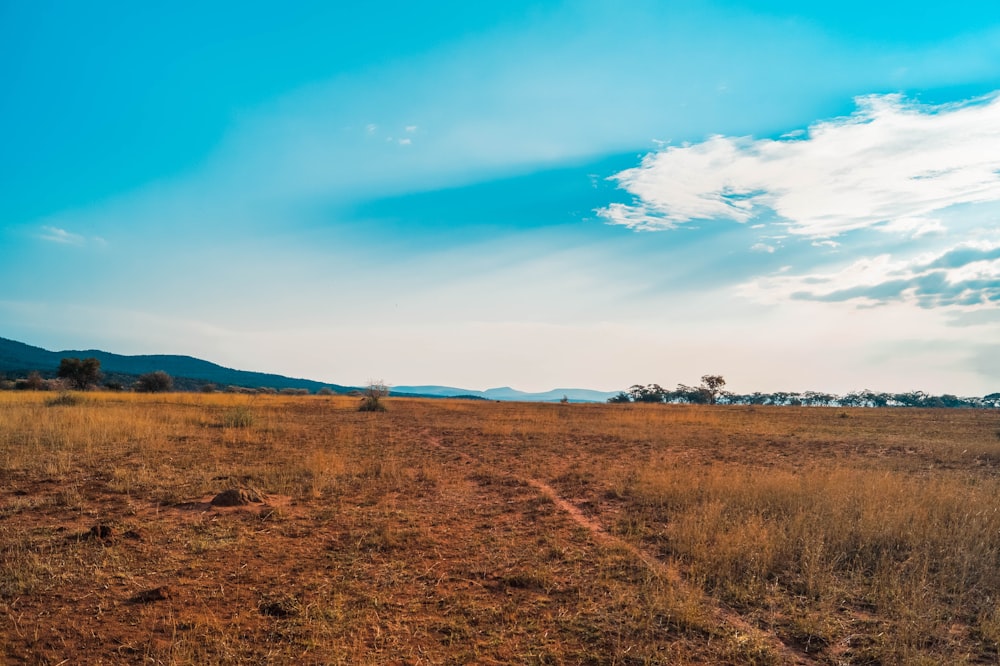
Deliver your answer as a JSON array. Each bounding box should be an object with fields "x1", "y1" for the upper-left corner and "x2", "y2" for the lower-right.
[{"x1": 1, "y1": 392, "x2": 999, "y2": 664}]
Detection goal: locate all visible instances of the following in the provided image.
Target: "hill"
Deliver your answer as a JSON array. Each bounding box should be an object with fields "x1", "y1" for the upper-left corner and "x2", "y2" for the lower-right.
[{"x1": 0, "y1": 337, "x2": 350, "y2": 393}]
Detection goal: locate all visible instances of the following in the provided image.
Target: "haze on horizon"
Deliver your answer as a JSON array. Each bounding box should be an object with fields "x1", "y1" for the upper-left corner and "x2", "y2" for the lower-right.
[{"x1": 3, "y1": 1, "x2": 999, "y2": 395}]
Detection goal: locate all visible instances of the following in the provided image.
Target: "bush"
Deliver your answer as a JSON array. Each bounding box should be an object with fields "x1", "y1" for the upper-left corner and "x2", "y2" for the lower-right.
[
  {"x1": 47, "y1": 391, "x2": 82, "y2": 407},
  {"x1": 317, "y1": 387, "x2": 335, "y2": 396},
  {"x1": 358, "y1": 380, "x2": 389, "y2": 412},
  {"x1": 221, "y1": 405, "x2": 255, "y2": 428},
  {"x1": 135, "y1": 371, "x2": 173, "y2": 393}
]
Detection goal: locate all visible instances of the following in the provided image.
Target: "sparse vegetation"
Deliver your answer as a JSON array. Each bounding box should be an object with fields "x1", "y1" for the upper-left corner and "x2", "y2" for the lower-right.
[{"x1": 1, "y1": 393, "x2": 999, "y2": 663}]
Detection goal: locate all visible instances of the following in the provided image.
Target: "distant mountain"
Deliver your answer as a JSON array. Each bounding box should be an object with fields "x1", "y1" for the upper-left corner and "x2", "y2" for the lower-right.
[
  {"x1": 1, "y1": 336, "x2": 622, "y2": 400},
  {"x1": 393, "y1": 384, "x2": 621, "y2": 403},
  {"x1": 0, "y1": 337, "x2": 351, "y2": 393}
]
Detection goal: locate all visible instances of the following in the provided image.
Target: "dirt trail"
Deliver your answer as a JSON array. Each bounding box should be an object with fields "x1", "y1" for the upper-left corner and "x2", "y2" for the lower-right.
[{"x1": 423, "y1": 431, "x2": 818, "y2": 666}]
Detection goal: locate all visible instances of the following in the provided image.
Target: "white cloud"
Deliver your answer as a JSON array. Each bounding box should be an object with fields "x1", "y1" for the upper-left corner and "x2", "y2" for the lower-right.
[
  {"x1": 600, "y1": 93, "x2": 1000, "y2": 238},
  {"x1": 40, "y1": 226, "x2": 85, "y2": 245},
  {"x1": 398, "y1": 137, "x2": 412, "y2": 146},
  {"x1": 877, "y1": 216, "x2": 946, "y2": 238},
  {"x1": 750, "y1": 242, "x2": 775, "y2": 253}
]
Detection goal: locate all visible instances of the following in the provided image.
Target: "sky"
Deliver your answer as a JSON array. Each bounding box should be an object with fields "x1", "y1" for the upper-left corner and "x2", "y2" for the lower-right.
[{"x1": 2, "y1": 0, "x2": 1000, "y2": 395}]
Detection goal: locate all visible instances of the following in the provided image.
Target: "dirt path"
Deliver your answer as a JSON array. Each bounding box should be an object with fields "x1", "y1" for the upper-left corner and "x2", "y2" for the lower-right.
[{"x1": 423, "y1": 430, "x2": 818, "y2": 666}]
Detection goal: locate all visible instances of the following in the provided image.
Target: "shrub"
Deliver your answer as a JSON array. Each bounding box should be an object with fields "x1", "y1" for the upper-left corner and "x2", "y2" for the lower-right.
[
  {"x1": 46, "y1": 391, "x2": 81, "y2": 407},
  {"x1": 221, "y1": 405, "x2": 255, "y2": 428},
  {"x1": 358, "y1": 380, "x2": 389, "y2": 412},
  {"x1": 135, "y1": 371, "x2": 173, "y2": 393},
  {"x1": 317, "y1": 387, "x2": 335, "y2": 396}
]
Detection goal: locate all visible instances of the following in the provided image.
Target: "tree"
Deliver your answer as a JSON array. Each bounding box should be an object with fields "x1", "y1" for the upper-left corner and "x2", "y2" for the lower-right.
[
  {"x1": 19, "y1": 371, "x2": 46, "y2": 391},
  {"x1": 628, "y1": 384, "x2": 667, "y2": 403},
  {"x1": 57, "y1": 357, "x2": 102, "y2": 390},
  {"x1": 608, "y1": 391, "x2": 631, "y2": 404},
  {"x1": 699, "y1": 375, "x2": 726, "y2": 405},
  {"x1": 135, "y1": 371, "x2": 173, "y2": 393}
]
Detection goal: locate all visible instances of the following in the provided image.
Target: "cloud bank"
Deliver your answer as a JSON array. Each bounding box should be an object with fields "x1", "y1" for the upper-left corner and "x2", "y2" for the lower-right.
[
  {"x1": 741, "y1": 241, "x2": 1000, "y2": 309},
  {"x1": 600, "y1": 93, "x2": 1000, "y2": 238}
]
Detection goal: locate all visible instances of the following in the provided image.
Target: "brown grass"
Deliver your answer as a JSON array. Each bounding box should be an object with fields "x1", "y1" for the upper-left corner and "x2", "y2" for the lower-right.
[{"x1": 1, "y1": 392, "x2": 999, "y2": 663}]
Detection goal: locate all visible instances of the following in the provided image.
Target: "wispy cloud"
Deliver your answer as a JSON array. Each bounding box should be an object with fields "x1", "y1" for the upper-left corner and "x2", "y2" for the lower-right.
[
  {"x1": 600, "y1": 93, "x2": 1000, "y2": 238},
  {"x1": 40, "y1": 226, "x2": 85, "y2": 245}
]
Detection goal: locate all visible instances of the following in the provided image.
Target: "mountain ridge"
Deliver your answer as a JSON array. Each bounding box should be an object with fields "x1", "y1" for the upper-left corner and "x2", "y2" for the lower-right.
[
  {"x1": 393, "y1": 384, "x2": 620, "y2": 403},
  {"x1": 0, "y1": 336, "x2": 350, "y2": 392}
]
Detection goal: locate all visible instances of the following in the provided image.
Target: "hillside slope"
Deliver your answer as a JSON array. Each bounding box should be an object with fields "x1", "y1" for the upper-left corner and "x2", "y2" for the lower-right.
[{"x1": 0, "y1": 337, "x2": 350, "y2": 392}]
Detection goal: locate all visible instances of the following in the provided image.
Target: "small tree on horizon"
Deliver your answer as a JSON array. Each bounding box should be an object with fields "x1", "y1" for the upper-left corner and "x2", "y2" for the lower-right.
[
  {"x1": 358, "y1": 380, "x2": 389, "y2": 412},
  {"x1": 700, "y1": 375, "x2": 726, "y2": 405}
]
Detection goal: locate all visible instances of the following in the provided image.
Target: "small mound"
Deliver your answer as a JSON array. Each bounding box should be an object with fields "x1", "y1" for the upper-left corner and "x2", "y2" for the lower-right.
[
  {"x1": 88, "y1": 524, "x2": 114, "y2": 540},
  {"x1": 210, "y1": 488, "x2": 265, "y2": 507},
  {"x1": 130, "y1": 586, "x2": 170, "y2": 604}
]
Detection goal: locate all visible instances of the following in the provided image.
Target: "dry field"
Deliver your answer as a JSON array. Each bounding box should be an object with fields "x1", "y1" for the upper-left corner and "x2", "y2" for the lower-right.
[{"x1": 2, "y1": 392, "x2": 1000, "y2": 664}]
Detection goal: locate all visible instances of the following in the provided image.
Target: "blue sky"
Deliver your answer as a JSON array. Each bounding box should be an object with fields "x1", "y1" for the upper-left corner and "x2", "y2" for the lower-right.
[{"x1": 3, "y1": 1, "x2": 1000, "y2": 394}]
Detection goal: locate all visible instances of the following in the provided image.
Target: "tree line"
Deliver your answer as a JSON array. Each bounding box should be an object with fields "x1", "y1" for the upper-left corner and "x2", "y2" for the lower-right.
[{"x1": 610, "y1": 375, "x2": 1000, "y2": 409}]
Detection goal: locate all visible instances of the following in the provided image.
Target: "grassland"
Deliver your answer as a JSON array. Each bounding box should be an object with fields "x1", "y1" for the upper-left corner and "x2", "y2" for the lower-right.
[{"x1": 1, "y1": 392, "x2": 999, "y2": 664}]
